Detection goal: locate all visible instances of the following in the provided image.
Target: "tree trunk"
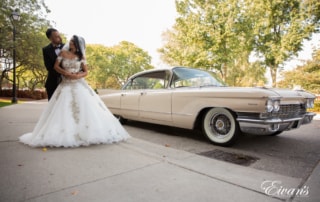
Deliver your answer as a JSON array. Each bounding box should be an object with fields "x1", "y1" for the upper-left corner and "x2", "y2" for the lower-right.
[
  {"x1": 0, "y1": 70, "x2": 8, "y2": 96},
  {"x1": 220, "y1": 63, "x2": 227, "y2": 82},
  {"x1": 270, "y1": 66, "x2": 278, "y2": 87}
]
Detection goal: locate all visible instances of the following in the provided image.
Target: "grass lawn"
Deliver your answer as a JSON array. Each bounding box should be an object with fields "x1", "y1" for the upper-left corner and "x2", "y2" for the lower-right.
[
  {"x1": 0, "y1": 98, "x2": 25, "y2": 108},
  {"x1": 0, "y1": 100, "x2": 12, "y2": 107}
]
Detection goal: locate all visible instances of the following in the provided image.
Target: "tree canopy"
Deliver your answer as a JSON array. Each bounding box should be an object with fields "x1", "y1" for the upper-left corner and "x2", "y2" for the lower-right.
[
  {"x1": 159, "y1": 0, "x2": 320, "y2": 87},
  {"x1": 86, "y1": 41, "x2": 153, "y2": 89},
  {"x1": 278, "y1": 48, "x2": 320, "y2": 94},
  {"x1": 0, "y1": 0, "x2": 52, "y2": 93}
]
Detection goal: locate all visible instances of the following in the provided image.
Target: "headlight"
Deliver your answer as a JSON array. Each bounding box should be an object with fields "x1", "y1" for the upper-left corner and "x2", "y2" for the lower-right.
[
  {"x1": 266, "y1": 100, "x2": 274, "y2": 112},
  {"x1": 306, "y1": 98, "x2": 315, "y2": 108},
  {"x1": 273, "y1": 100, "x2": 280, "y2": 112},
  {"x1": 266, "y1": 98, "x2": 281, "y2": 112}
]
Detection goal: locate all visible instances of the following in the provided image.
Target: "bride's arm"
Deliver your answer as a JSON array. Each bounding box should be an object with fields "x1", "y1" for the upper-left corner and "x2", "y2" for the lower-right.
[
  {"x1": 54, "y1": 52, "x2": 72, "y2": 77},
  {"x1": 74, "y1": 59, "x2": 88, "y2": 79}
]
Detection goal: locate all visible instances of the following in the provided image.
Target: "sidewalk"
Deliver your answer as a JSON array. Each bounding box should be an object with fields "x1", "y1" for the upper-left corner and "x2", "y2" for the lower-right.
[{"x1": 0, "y1": 101, "x2": 319, "y2": 202}]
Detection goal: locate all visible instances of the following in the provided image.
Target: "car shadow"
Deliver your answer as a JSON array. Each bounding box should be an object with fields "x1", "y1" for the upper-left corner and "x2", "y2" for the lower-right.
[
  {"x1": 124, "y1": 120, "x2": 287, "y2": 149},
  {"x1": 124, "y1": 120, "x2": 320, "y2": 153},
  {"x1": 125, "y1": 120, "x2": 208, "y2": 142}
]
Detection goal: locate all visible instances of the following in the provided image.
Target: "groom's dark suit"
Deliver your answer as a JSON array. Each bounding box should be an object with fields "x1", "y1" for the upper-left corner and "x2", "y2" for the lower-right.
[{"x1": 42, "y1": 43, "x2": 64, "y2": 100}]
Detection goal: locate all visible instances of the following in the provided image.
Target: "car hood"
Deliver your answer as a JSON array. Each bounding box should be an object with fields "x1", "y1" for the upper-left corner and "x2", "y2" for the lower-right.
[
  {"x1": 264, "y1": 88, "x2": 315, "y2": 99},
  {"x1": 174, "y1": 86, "x2": 316, "y2": 99}
]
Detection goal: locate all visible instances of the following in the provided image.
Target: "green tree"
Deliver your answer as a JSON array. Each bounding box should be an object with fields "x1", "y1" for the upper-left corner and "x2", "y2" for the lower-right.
[
  {"x1": 109, "y1": 41, "x2": 153, "y2": 84},
  {"x1": 159, "y1": 0, "x2": 256, "y2": 83},
  {"x1": 159, "y1": 0, "x2": 320, "y2": 87},
  {"x1": 0, "y1": 0, "x2": 53, "y2": 94},
  {"x1": 278, "y1": 48, "x2": 320, "y2": 94},
  {"x1": 227, "y1": 61, "x2": 266, "y2": 87},
  {"x1": 86, "y1": 41, "x2": 153, "y2": 89},
  {"x1": 86, "y1": 44, "x2": 112, "y2": 89},
  {"x1": 251, "y1": 0, "x2": 320, "y2": 87}
]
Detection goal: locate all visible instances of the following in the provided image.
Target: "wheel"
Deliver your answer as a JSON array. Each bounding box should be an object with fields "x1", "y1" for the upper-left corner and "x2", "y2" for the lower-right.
[
  {"x1": 268, "y1": 131, "x2": 283, "y2": 136},
  {"x1": 202, "y1": 108, "x2": 240, "y2": 146}
]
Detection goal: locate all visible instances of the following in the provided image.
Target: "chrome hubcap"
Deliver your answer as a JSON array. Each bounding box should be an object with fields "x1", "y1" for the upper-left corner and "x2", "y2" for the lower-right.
[{"x1": 210, "y1": 114, "x2": 231, "y2": 135}]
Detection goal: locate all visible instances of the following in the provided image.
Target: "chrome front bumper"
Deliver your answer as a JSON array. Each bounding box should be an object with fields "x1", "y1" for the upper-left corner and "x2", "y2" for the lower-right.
[{"x1": 237, "y1": 112, "x2": 316, "y2": 135}]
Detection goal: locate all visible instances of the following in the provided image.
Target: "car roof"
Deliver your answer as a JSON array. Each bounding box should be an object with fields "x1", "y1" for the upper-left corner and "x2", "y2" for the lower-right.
[{"x1": 128, "y1": 66, "x2": 191, "y2": 79}]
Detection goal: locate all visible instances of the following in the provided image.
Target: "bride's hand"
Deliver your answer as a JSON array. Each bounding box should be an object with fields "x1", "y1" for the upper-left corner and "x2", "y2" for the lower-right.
[
  {"x1": 64, "y1": 72, "x2": 82, "y2": 80},
  {"x1": 64, "y1": 72, "x2": 75, "y2": 79},
  {"x1": 70, "y1": 72, "x2": 81, "y2": 80}
]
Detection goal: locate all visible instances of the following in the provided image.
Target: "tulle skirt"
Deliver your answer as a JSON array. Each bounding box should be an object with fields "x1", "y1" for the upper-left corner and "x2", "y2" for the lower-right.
[{"x1": 19, "y1": 78, "x2": 130, "y2": 147}]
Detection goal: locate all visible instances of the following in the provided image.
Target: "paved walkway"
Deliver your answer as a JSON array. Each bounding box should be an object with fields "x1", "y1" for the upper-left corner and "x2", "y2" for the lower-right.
[{"x1": 0, "y1": 101, "x2": 319, "y2": 202}]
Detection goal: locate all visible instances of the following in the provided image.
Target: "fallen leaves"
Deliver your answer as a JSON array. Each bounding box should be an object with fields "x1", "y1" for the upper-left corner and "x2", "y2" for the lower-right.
[{"x1": 71, "y1": 190, "x2": 79, "y2": 196}]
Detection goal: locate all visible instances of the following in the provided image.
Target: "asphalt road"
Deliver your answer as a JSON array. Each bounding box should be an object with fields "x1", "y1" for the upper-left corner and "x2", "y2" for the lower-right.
[{"x1": 123, "y1": 118, "x2": 320, "y2": 181}]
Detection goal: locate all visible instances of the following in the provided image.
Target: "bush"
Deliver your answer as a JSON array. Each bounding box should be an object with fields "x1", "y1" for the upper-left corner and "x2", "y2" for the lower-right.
[
  {"x1": 309, "y1": 100, "x2": 320, "y2": 113},
  {"x1": 0, "y1": 89, "x2": 47, "y2": 100}
]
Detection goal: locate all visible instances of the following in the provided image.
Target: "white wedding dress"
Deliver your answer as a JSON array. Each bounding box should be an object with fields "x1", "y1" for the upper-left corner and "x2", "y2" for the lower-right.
[{"x1": 19, "y1": 57, "x2": 130, "y2": 147}]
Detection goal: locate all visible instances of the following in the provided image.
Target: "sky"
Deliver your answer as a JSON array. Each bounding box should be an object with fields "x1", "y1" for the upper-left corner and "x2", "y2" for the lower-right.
[
  {"x1": 44, "y1": 0, "x2": 319, "y2": 71},
  {"x1": 44, "y1": 0, "x2": 177, "y2": 68}
]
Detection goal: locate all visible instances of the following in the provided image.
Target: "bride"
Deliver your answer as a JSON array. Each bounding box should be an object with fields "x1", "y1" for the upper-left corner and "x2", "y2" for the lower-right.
[{"x1": 19, "y1": 35, "x2": 130, "y2": 147}]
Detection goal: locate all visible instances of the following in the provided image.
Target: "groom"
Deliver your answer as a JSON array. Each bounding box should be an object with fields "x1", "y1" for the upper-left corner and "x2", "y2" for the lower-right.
[{"x1": 42, "y1": 28, "x2": 64, "y2": 100}]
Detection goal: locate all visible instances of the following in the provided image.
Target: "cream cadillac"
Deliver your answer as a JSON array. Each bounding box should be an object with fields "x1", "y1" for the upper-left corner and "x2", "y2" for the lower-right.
[{"x1": 101, "y1": 67, "x2": 316, "y2": 146}]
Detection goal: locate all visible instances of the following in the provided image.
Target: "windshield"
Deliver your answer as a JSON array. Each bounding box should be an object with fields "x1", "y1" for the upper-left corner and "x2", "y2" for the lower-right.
[{"x1": 170, "y1": 67, "x2": 226, "y2": 88}]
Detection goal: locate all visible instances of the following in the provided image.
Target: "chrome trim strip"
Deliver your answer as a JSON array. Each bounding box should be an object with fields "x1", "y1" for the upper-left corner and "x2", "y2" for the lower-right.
[
  {"x1": 237, "y1": 112, "x2": 316, "y2": 124},
  {"x1": 237, "y1": 117, "x2": 302, "y2": 124}
]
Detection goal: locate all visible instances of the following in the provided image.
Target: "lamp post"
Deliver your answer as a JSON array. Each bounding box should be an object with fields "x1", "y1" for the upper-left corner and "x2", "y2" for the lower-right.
[{"x1": 10, "y1": 10, "x2": 20, "y2": 104}]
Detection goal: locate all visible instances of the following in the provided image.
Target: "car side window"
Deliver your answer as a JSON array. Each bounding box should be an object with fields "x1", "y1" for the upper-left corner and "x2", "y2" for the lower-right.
[
  {"x1": 133, "y1": 77, "x2": 149, "y2": 89},
  {"x1": 124, "y1": 71, "x2": 170, "y2": 90},
  {"x1": 171, "y1": 72, "x2": 188, "y2": 88}
]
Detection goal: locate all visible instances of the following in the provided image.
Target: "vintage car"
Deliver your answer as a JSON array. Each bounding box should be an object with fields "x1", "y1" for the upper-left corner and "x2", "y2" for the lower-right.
[{"x1": 100, "y1": 67, "x2": 316, "y2": 146}]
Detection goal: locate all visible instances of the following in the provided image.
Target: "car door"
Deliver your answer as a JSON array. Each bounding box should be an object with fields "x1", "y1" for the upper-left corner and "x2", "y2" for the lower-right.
[
  {"x1": 119, "y1": 78, "x2": 143, "y2": 119},
  {"x1": 138, "y1": 70, "x2": 172, "y2": 122},
  {"x1": 120, "y1": 90, "x2": 140, "y2": 119},
  {"x1": 120, "y1": 70, "x2": 172, "y2": 122},
  {"x1": 139, "y1": 89, "x2": 172, "y2": 122}
]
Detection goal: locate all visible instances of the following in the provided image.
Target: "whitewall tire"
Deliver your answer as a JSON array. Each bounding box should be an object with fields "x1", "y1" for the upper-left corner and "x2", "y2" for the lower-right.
[{"x1": 202, "y1": 108, "x2": 240, "y2": 146}]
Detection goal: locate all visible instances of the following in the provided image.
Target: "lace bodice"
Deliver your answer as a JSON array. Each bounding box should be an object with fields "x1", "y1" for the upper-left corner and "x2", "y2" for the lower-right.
[{"x1": 57, "y1": 57, "x2": 85, "y2": 73}]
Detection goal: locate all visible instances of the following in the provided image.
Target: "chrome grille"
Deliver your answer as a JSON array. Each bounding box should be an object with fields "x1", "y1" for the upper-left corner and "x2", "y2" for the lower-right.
[{"x1": 272, "y1": 104, "x2": 306, "y2": 119}]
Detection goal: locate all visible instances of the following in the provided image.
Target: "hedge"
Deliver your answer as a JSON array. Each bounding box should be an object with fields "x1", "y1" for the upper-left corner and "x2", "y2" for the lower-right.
[{"x1": 0, "y1": 89, "x2": 47, "y2": 100}]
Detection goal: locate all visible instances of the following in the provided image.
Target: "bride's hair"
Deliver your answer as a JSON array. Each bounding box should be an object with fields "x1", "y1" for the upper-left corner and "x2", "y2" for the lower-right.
[
  {"x1": 61, "y1": 35, "x2": 86, "y2": 60},
  {"x1": 73, "y1": 35, "x2": 84, "y2": 60}
]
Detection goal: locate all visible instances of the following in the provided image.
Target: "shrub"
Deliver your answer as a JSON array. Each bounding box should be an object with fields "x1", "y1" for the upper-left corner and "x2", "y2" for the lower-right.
[
  {"x1": 0, "y1": 89, "x2": 47, "y2": 100},
  {"x1": 309, "y1": 100, "x2": 320, "y2": 113}
]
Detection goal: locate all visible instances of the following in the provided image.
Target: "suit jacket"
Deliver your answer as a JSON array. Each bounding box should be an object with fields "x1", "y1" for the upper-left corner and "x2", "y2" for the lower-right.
[{"x1": 42, "y1": 43, "x2": 64, "y2": 89}]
